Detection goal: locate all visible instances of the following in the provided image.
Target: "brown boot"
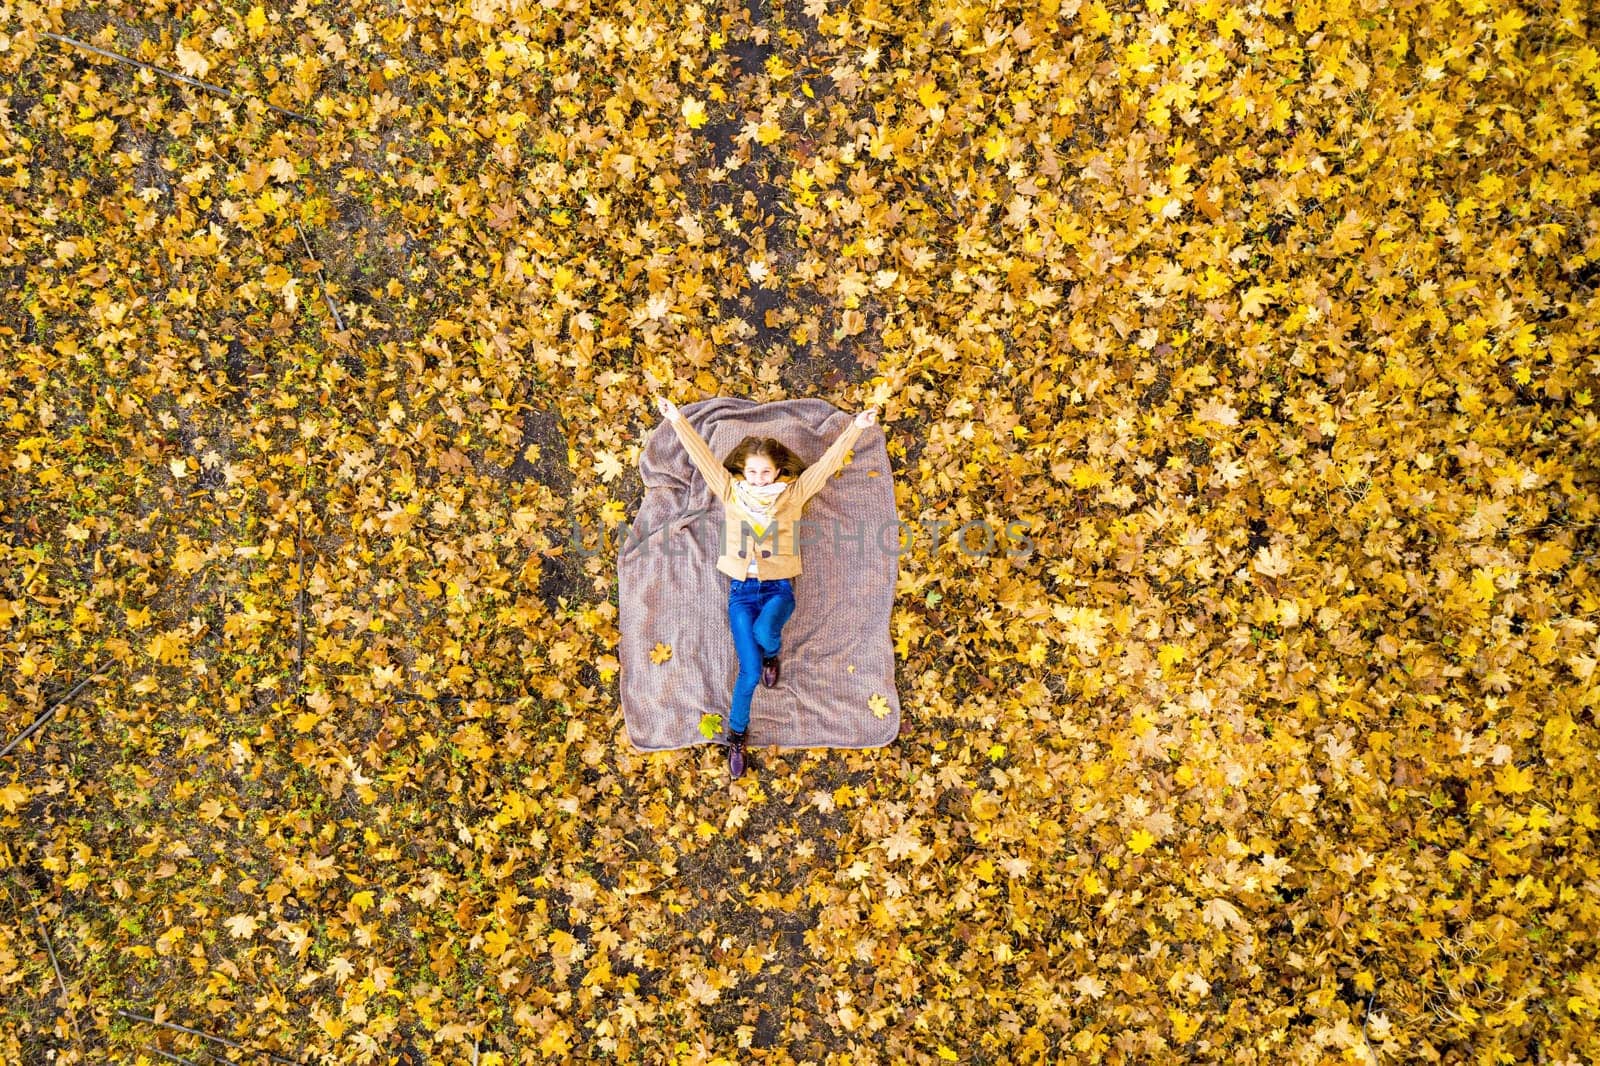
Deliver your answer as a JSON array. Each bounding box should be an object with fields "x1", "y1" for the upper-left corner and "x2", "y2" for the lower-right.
[
  {"x1": 727, "y1": 729, "x2": 747, "y2": 779},
  {"x1": 761, "y1": 654, "x2": 780, "y2": 688}
]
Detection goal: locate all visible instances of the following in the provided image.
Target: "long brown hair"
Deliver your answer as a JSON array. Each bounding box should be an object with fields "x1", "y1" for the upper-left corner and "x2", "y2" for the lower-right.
[{"x1": 722, "y1": 436, "x2": 808, "y2": 482}]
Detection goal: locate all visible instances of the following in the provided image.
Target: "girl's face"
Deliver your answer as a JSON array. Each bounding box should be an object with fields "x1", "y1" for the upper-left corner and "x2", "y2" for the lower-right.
[{"x1": 742, "y1": 454, "x2": 779, "y2": 486}]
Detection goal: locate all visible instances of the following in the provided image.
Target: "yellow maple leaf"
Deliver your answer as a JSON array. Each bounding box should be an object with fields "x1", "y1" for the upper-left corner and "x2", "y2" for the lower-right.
[
  {"x1": 1202, "y1": 897, "x2": 1245, "y2": 930},
  {"x1": 594, "y1": 449, "x2": 624, "y2": 482},
  {"x1": 650, "y1": 642, "x2": 672, "y2": 664},
  {"x1": 174, "y1": 41, "x2": 211, "y2": 79},
  {"x1": 868, "y1": 692, "x2": 890, "y2": 719},
  {"x1": 682, "y1": 97, "x2": 708, "y2": 129},
  {"x1": 1169, "y1": 1007, "x2": 1202, "y2": 1041},
  {"x1": 1492, "y1": 7, "x2": 1527, "y2": 40},
  {"x1": 0, "y1": 782, "x2": 32, "y2": 813},
  {"x1": 1128, "y1": 829, "x2": 1157, "y2": 854},
  {"x1": 146, "y1": 631, "x2": 187, "y2": 665},
  {"x1": 1085, "y1": 0, "x2": 1114, "y2": 34},
  {"x1": 1069, "y1": 465, "x2": 1107, "y2": 489},
  {"x1": 539, "y1": 1022, "x2": 573, "y2": 1056},
  {"x1": 1239, "y1": 285, "x2": 1274, "y2": 317},
  {"x1": 1494, "y1": 763, "x2": 1534, "y2": 795},
  {"x1": 548, "y1": 928, "x2": 578, "y2": 961},
  {"x1": 224, "y1": 913, "x2": 258, "y2": 939}
]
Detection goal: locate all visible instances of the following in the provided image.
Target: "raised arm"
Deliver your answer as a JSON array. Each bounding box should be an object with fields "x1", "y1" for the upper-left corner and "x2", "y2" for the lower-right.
[
  {"x1": 659, "y1": 400, "x2": 731, "y2": 500},
  {"x1": 791, "y1": 417, "x2": 868, "y2": 508}
]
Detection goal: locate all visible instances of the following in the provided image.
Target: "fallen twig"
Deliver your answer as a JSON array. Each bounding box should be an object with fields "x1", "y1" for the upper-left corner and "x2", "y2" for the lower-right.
[
  {"x1": 294, "y1": 220, "x2": 346, "y2": 332},
  {"x1": 114, "y1": 1010, "x2": 299, "y2": 1065},
  {"x1": 1360, "y1": 989, "x2": 1380, "y2": 1064},
  {"x1": 36, "y1": 31, "x2": 318, "y2": 127},
  {"x1": 27, "y1": 893, "x2": 84, "y2": 1051},
  {"x1": 4, "y1": 879, "x2": 85, "y2": 1052},
  {"x1": 141, "y1": 1046, "x2": 211, "y2": 1066},
  {"x1": 294, "y1": 511, "x2": 308, "y2": 702},
  {"x1": 0, "y1": 665, "x2": 117, "y2": 759}
]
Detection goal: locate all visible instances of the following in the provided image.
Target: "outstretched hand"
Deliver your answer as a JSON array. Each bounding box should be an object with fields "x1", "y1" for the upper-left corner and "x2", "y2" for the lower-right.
[{"x1": 854, "y1": 408, "x2": 878, "y2": 428}]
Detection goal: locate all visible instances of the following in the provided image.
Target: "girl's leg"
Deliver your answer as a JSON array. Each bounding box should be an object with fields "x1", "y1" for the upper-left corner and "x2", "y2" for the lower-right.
[
  {"x1": 727, "y1": 590, "x2": 763, "y2": 734},
  {"x1": 753, "y1": 584, "x2": 796, "y2": 658}
]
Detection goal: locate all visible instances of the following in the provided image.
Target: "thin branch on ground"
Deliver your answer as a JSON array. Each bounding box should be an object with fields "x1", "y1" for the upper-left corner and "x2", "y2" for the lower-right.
[
  {"x1": 141, "y1": 1047, "x2": 211, "y2": 1066},
  {"x1": 1360, "y1": 989, "x2": 1380, "y2": 1064},
  {"x1": 294, "y1": 510, "x2": 308, "y2": 702},
  {"x1": 294, "y1": 220, "x2": 347, "y2": 332},
  {"x1": 0, "y1": 666, "x2": 117, "y2": 759},
  {"x1": 36, "y1": 31, "x2": 318, "y2": 126},
  {"x1": 5, "y1": 879, "x2": 85, "y2": 1053},
  {"x1": 113, "y1": 1011, "x2": 299, "y2": 1066}
]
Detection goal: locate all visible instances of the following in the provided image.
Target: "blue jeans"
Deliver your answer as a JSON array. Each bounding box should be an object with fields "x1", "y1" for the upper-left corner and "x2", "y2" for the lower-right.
[{"x1": 727, "y1": 576, "x2": 795, "y2": 734}]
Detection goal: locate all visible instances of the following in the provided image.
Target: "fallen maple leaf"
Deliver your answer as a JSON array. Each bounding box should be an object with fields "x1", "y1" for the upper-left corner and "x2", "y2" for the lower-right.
[
  {"x1": 174, "y1": 41, "x2": 212, "y2": 78},
  {"x1": 224, "y1": 913, "x2": 258, "y2": 939}
]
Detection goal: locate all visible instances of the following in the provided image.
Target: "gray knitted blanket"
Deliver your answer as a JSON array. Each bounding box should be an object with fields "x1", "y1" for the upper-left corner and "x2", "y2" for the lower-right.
[{"x1": 619, "y1": 397, "x2": 902, "y2": 752}]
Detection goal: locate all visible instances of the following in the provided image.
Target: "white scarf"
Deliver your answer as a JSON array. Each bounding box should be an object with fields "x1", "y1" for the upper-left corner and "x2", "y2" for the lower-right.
[{"x1": 732, "y1": 478, "x2": 788, "y2": 536}]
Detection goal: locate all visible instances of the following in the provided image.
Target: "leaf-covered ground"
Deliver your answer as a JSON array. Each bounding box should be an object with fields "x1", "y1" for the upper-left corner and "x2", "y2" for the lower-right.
[{"x1": 3, "y1": 0, "x2": 1599, "y2": 1063}]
